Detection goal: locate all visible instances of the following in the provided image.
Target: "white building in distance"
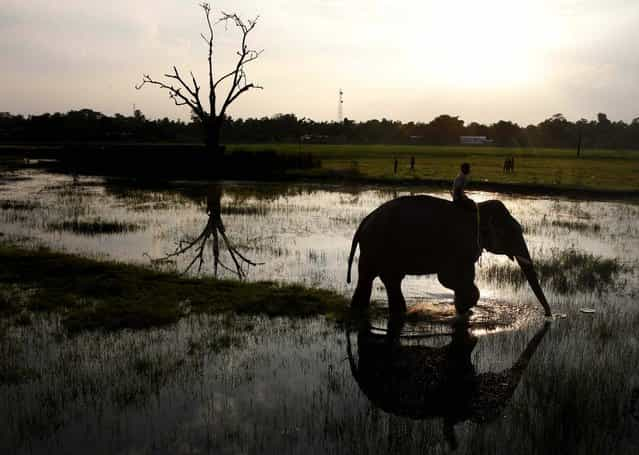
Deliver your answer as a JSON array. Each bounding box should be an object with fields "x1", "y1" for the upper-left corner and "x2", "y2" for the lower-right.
[{"x1": 460, "y1": 136, "x2": 493, "y2": 145}]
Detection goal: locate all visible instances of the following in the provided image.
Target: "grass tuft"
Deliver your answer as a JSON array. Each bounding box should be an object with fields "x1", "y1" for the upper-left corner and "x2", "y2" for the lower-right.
[
  {"x1": 550, "y1": 220, "x2": 601, "y2": 232},
  {"x1": 0, "y1": 243, "x2": 349, "y2": 333},
  {"x1": 47, "y1": 219, "x2": 141, "y2": 235},
  {"x1": 482, "y1": 248, "x2": 627, "y2": 294},
  {"x1": 0, "y1": 200, "x2": 40, "y2": 211}
]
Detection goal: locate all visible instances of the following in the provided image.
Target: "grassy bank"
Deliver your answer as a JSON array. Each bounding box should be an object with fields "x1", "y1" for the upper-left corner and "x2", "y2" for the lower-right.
[
  {"x1": 4, "y1": 143, "x2": 639, "y2": 197},
  {"x1": 0, "y1": 243, "x2": 349, "y2": 333},
  {"x1": 228, "y1": 144, "x2": 639, "y2": 195}
]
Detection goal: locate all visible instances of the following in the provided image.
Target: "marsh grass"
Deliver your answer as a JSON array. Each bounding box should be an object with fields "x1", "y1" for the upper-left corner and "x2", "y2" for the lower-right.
[
  {"x1": 482, "y1": 248, "x2": 627, "y2": 294},
  {"x1": 0, "y1": 200, "x2": 40, "y2": 211},
  {"x1": 0, "y1": 243, "x2": 349, "y2": 333},
  {"x1": 523, "y1": 215, "x2": 602, "y2": 235},
  {"x1": 550, "y1": 220, "x2": 601, "y2": 232},
  {"x1": 0, "y1": 365, "x2": 40, "y2": 386},
  {"x1": 47, "y1": 219, "x2": 141, "y2": 235},
  {"x1": 221, "y1": 205, "x2": 270, "y2": 216}
]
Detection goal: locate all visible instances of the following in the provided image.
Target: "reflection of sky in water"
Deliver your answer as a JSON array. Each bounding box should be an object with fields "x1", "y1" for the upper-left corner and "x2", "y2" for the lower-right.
[{"x1": 1, "y1": 170, "x2": 638, "y2": 318}]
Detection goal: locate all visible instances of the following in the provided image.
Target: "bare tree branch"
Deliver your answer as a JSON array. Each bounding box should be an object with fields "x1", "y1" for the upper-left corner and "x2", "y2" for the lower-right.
[
  {"x1": 217, "y1": 12, "x2": 263, "y2": 118},
  {"x1": 200, "y1": 2, "x2": 217, "y2": 117},
  {"x1": 136, "y1": 75, "x2": 202, "y2": 114},
  {"x1": 136, "y1": 2, "x2": 262, "y2": 151}
]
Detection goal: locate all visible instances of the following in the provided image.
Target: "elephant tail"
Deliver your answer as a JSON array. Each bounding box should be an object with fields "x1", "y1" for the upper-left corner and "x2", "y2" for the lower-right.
[
  {"x1": 347, "y1": 214, "x2": 370, "y2": 284},
  {"x1": 347, "y1": 235, "x2": 357, "y2": 284}
]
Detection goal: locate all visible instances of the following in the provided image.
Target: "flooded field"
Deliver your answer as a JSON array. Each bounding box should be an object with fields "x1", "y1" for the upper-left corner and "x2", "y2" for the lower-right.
[{"x1": 1, "y1": 170, "x2": 639, "y2": 453}]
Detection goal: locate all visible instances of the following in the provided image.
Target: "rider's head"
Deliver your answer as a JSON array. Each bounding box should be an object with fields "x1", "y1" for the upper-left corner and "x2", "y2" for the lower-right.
[{"x1": 461, "y1": 162, "x2": 471, "y2": 175}]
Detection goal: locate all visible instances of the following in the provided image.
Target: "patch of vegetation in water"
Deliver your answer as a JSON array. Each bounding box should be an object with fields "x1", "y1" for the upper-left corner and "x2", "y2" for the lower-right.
[
  {"x1": 550, "y1": 220, "x2": 601, "y2": 232},
  {"x1": 0, "y1": 366, "x2": 41, "y2": 386},
  {"x1": 0, "y1": 200, "x2": 40, "y2": 211},
  {"x1": 0, "y1": 243, "x2": 349, "y2": 333},
  {"x1": 482, "y1": 248, "x2": 628, "y2": 294},
  {"x1": 47, "y1": 219, "x2": 141, "y2": 235},
  {"x1": 221, "y1": 205, "x2": 269, "y2": 216}
]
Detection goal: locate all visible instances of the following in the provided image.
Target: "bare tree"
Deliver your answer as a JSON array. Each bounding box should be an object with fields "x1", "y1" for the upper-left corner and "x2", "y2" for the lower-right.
[{"x1": 136, "y1": 2, "x2": 263, "y2": 155}]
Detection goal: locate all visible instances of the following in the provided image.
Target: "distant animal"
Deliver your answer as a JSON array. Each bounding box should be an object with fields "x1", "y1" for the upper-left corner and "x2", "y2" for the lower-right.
[
  {"x1": 503, "y1": 156, "x2": 515, "y2": 173},
  {"x1": 346, "y1": 195, "x2": 551, "y2": 316}
]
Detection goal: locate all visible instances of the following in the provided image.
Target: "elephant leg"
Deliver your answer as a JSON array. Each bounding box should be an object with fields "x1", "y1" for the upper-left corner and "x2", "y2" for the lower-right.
[
  {"x1": 381, "y1": 274, "x2": 406, "y2": 315},
  {"x1": 438, "y1": 264, "x2": 479, "y2": 314},
  {"x1": 455, "y1": 284, "x2": 479, "y2": 314},
  {"x1": 437, "y1": 267, "x2": 456, "y2": 291},
  {"x1": 351, "y1": 261, "x2": 375, "y2": 310}
]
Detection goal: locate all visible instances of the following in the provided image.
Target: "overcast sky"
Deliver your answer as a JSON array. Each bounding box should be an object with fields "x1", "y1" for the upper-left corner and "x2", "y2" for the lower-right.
[{"x1": 2, "y1": 0, "x2": 638, "y2": 125}]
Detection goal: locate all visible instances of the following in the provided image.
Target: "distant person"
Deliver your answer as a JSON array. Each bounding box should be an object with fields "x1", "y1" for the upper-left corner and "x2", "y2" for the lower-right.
[
  {"x1": 452, "y1": 162, "x2": 474, "y2": 208},
  {"x1": 393, "y1": 158, "x2": 398, "y2": 175},
  {"x1": 410, "y1": 156, "x2": 415, "y2": 172},
  {"x1": 511, "y1": 156, "x2": 515, "y2": 172}
]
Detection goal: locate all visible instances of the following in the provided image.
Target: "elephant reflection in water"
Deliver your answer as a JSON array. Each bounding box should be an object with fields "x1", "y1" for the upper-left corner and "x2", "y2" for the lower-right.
[{"x1": 346, "y1": 318, "x2": 550, "y2": 450}]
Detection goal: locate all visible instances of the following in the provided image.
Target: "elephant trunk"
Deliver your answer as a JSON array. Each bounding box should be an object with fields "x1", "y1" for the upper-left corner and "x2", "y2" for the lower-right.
[{"x1": 516, "y1": 254, "x2": 551, "y2": 317}]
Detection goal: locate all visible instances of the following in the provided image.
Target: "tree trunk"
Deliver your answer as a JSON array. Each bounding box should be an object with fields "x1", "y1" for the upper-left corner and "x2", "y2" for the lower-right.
[
  {"x1": 204, "y1": 121, "x2": 222, "y2": 155},
  {"x1": 202, "y1": 119, "x2": 225, "y2": 177}
]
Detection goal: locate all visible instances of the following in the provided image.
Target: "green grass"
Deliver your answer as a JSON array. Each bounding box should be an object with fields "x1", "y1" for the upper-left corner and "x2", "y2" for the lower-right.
[
  {"x1": 47, "y1": 219, "x2": 141, "y2": 235},
  {"x1": 482, "y1": 248, "x2": 628, "y2": 294},
  {"x1": 0, "y1": 243, "x2": 349, "y2": 333},
  {"x1": 226, "y1": 144, "x2": 639, "y2": 193}
]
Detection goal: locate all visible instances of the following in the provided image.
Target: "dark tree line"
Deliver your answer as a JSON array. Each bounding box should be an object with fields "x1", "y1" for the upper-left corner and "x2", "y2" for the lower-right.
[
  {"x1": 0, "y1": 109, "x2": 194, "y2": 143},
  {"x1": 2, "y1": 110, "x2": 638, "y2": 150}
]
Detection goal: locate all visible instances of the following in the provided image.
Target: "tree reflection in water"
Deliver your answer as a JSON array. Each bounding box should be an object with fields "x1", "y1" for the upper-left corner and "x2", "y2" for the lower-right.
[{"x1": 153, "y1": 184, "x2": 262, "y2": 277}]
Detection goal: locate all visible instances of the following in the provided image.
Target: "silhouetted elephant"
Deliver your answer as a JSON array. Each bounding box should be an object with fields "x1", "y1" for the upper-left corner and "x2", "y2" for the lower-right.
[
  {"x1": 346, "y1": 319, "x2": 550, "y2": 450},
  {"x1": 346, "y1": 196, "x2": 551, "y2": 316}
]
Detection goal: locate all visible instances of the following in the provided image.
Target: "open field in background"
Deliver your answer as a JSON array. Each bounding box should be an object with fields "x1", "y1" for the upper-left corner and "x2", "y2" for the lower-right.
[
  {"x1": 227, "y1": 144, "x2": 639, "y2": 193},
  {"x1": 2, "y1": 143, "x2": 639, "y2": 194}
]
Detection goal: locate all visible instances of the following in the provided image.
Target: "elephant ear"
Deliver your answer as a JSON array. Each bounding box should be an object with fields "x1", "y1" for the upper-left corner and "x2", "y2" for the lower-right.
[
  {"x1": 482, "y1": 214, "x2": 498, "y2": 252},
  {"x1": 482, "y1": 213, "x2": 510, "y2": 255}
]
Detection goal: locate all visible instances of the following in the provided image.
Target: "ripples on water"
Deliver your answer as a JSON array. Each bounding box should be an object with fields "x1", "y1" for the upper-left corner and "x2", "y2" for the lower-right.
[{"x1": 1, "y1": 170, "x2": 639, "y2": 453}]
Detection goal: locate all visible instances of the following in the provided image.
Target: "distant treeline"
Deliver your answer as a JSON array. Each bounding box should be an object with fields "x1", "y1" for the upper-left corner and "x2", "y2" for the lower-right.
[{"x1": 2, "y1": 109, "x2": 638, "y2": 149}]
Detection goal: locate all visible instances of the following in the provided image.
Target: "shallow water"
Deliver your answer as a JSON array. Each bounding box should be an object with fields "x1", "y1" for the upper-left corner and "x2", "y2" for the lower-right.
[
  {"x1": 1, "y1": 170, "x2": 639, "y2": 453},
  {"x1": 2, "y1": 171, "x2": 637, "y2": 310}
]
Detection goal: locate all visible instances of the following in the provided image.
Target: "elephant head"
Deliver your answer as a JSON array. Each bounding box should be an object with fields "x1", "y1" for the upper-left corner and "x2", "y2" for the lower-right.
[
  {"x1": 478, "y1": 200, "x2": 551, "y2": 316},
  {"x1": 346, "y1": 316, "x2": 550, "y2": 450}
]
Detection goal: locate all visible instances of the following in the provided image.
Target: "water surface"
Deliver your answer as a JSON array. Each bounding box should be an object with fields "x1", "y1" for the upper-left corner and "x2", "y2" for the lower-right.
[{"x1": 1, "y1": 170, "x2": 638, "y2": 453}]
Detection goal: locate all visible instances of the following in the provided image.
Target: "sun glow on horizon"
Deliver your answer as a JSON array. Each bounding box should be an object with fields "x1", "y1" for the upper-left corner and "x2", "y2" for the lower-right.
[{"x1": 404, "y1": 0, "x2": 560, "y2": 90}]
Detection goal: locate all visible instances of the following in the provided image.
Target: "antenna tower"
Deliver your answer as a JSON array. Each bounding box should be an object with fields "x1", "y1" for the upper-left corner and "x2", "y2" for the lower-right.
[{"x1": 338, "y1": 89, "x2": 344, "y2": 122}]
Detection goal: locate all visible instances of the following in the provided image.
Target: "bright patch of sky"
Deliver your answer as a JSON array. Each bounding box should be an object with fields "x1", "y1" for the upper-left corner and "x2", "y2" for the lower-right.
[{"x1": 1, "y1": 0, "x2": 638, "y2": 124}]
